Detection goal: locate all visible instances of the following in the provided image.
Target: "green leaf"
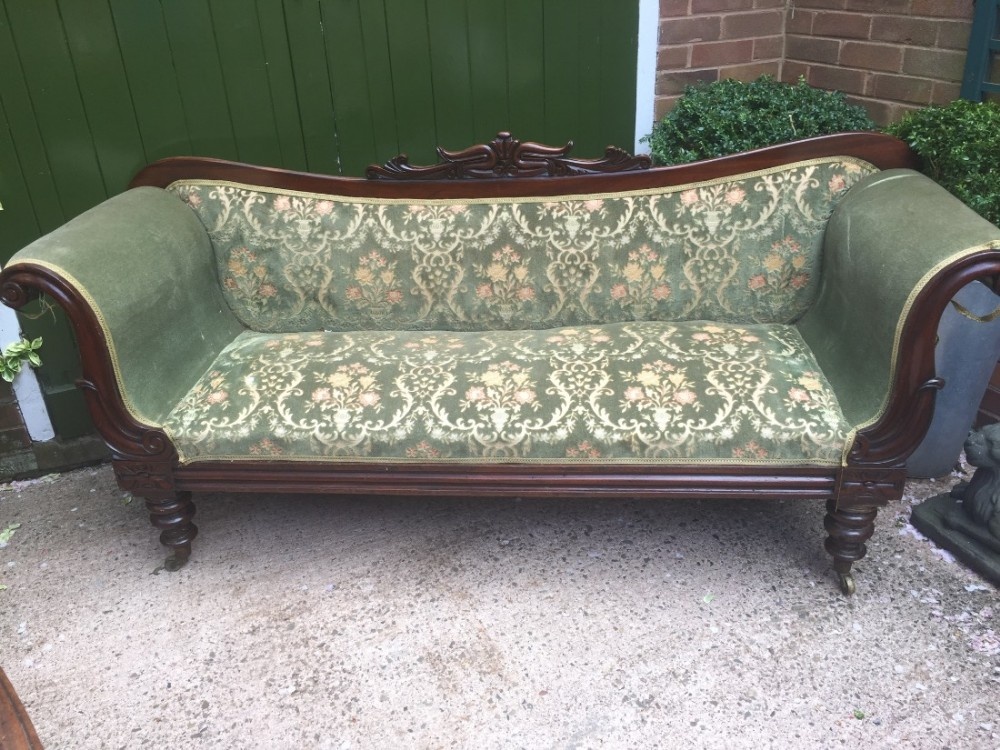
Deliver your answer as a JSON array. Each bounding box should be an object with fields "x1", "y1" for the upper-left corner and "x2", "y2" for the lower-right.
[
  {"x1": 853, "y1": 709, "x2": 865, "y2": 720},
  {"x1": 0, "y1": 522, "x2": 21, "y2": 546},
  {"x1": 0, "y1": 336, "x2": 44, "y2": 381}
]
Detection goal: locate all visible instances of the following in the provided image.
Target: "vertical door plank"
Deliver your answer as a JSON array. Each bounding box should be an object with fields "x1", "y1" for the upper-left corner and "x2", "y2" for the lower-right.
[
  {"x1": 505, "y1": 0, "x2": 546, "y2": 142},
  {"x1": 383, "y1": 0, "x2": 438, "y2": 164},
  {"x1": 426, "y1": 0, "x2": 474, "y2": 151},
  {"x1": 283, "y1": 0, "x2": 342, "y2": 173},
  {"x1": 160, "y1": 0, "x2": 239, "y2": 160},
  {"x1": 357, "y1": 2, "x2": 400, "y2": 164},
  {"x1": 107, "y1": 0, "x2": 192, "y2": 161},
  {"x1": 576, "y1": 0, "x2": 605, "y2": 156},
  {"x1": 255, "y1": 2, "x2": 308, "y2": 171},
  {"x1": 466, "y1": 1, "x2": 510, "y2": 141},
  {"x1": 4, "y1": 1, "x2": 108, "y2": 217},
  {"x1": 0, "y1": 98, "x2": 42, "y2": 259},
  {"x1": 209, "y1": 0, "x2": 283, "y2": 166},
  {"x1": 599, "y1": 0, "x2": 639, "y2": 151},
  {"x1": 542, "y1": 0, "x2": 581, "y2": 149},
  {"x1": 0, "y1": 6, "x2": 64, "y2": 235},
  {"x1": 321, "y1": 0, "x2": 378, "y2": 175},
  {"x1": 57, "y1": 0, "x2": 146, "y2": 193}
]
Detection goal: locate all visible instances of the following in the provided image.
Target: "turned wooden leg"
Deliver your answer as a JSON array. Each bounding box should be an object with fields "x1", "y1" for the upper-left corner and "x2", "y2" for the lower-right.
[
  {"x1": 823, "y1": 499, "x2": 878, "y2": 596},
  {"x1": 145, "y1": 491, "x2": 198, "y2": 570}
]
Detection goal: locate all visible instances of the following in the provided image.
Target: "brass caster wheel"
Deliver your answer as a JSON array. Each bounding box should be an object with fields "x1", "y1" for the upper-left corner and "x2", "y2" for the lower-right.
[
  {"x1": 152, "y1": 553, "x2": 189, "y2": 576},
  {"x1": 837, "y1": 572, "x2": 856, "y2": 596},
  {"x1": 163, "y1": 545, "x2": 191, "y2": 572},
  {"x1": 163, "y1": 555, "x2": 187, "y2": 572}
]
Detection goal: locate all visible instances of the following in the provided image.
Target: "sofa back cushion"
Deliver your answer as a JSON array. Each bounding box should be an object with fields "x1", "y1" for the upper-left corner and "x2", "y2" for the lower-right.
[{"x1": 167, "y1": 157, "x2": 876, "y2": 332}]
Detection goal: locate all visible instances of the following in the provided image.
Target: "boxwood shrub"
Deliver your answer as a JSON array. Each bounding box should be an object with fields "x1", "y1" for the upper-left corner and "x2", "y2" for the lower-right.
[
  {"x1": 885, "y1": 99, "x2": 1000, "y2": 227},
  {"x1": 644, "y1": 76, "x2": 875, "y2": 166}
]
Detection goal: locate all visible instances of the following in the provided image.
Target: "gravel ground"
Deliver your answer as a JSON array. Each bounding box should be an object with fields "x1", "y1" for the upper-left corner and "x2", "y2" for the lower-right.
[{"x1": 0, "y1": 462, "x2": 998, "y2": 749}]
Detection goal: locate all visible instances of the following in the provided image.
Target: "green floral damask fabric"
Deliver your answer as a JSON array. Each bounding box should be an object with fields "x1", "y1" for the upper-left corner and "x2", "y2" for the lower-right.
[
  {"x1": 162, "y1": 321, "x2": 852, "y2": 465},
  {"x1": 167, "y1": 158, "x2": 876, "y2": 332}
]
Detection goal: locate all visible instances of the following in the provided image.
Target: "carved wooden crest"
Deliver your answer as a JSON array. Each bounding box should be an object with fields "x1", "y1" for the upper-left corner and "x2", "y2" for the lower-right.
[{"x1": 366, "y1": 131, "x2": 652, "y2": 180}]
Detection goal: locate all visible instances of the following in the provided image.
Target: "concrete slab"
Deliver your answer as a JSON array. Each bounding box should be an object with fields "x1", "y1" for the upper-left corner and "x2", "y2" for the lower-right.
[{"x1": 0, "y1": 463, "x2": 997, "y2": 749}]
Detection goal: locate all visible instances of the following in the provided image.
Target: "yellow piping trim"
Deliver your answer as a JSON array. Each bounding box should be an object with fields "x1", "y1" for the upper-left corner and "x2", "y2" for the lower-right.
[
  {"x1": 165, "y1": 156, "x2": 879, "y2": 207},
  {"x1": 841, "y1": 239, "x2": 1000, "y2": 465},
  {"x1": 175, "y1": 452, "x2": 842, "y2": 467}
]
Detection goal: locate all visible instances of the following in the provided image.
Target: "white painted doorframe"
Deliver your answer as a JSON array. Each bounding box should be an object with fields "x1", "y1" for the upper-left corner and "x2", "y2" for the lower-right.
[{"x1": 634, "y1": 0, "x2": 659, "y2": 154}]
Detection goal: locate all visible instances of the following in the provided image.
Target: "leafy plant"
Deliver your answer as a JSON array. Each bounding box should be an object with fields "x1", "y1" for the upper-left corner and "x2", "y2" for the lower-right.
[
  {"x1": 0, "y1": 522, "x2": 21, "y2": 547},
  {"x1": 0, "y1": 337, "x2": 42, "y2": 382},
  {"x1": 885, "y1": 99, "x2": 1000, "y2": 227},
  {"x1": 643, "y1": 76, "x2": 875, "y2": 166}
]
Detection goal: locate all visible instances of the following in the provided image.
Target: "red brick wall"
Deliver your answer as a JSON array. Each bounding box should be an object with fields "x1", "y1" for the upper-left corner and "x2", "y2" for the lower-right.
[
  {"x1": 657, "y1": 0, "x2": 787, "y2": 119},
  {"x1": 655, "y1": 0, "x2": 975, "y2": 126},
  {"x1": 783, "y1": 1, "x2": 974, "y2": 124}
]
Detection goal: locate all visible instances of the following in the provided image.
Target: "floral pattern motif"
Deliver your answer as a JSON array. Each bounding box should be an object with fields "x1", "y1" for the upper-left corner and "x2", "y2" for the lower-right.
[
  {"x1": 474, "y1": 246, "x2": 538, "y2": 323},
  {"x1": 168, "y1": 158, "x2": 876, "y2": 332},
  {"x1": 162, "y1": 321, "x2": 853, "y2": 464},
  {"x1": 345, "y1": 251, "x2": 404, "y2": 321},
  {"x1": 222, "y1": 247, "x2": 278, "y2": 314},
  {"x1": 611, "y1": 245, "x2": 672, "y2": 318}
]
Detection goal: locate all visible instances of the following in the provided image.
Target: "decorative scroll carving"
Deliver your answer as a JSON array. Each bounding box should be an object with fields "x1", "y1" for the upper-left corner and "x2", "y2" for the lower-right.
[
  {"x1": 76, "y1": 379, "x2": 177, "y2": 458},
  {"x1": 113, "y1": 460, "x2": 176, "y2": 494},
  {"x1": 0, "y1": 279, "x2": 39, "y2": 308},
  {"x1": 366, "y1": 131, "x2": 652, "y2": 180}
]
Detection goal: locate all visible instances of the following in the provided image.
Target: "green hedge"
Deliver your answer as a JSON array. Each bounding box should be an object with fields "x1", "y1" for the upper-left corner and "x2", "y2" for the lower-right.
[
  {"x1": 643, "y1": 76, "x2": 874, "y2": 166},
  {"x1": 885, "y1": 99, "x2": 1000, "y2": 227}
]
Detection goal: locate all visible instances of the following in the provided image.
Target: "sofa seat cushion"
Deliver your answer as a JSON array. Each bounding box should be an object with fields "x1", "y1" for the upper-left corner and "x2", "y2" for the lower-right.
[{"x1": 162, "y1": 322, "x2": 853, "y2": 465}]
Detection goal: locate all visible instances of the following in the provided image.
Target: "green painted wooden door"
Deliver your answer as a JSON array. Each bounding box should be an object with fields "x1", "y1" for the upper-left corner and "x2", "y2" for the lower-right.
[{"x1": 0, "y1": 0, "x2": 639, "y2": 438}]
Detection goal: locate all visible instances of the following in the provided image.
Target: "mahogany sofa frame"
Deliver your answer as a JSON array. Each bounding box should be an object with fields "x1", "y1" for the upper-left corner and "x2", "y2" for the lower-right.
[{"x1": 2, "y1": 132, "x2": 992, "y2": 595}]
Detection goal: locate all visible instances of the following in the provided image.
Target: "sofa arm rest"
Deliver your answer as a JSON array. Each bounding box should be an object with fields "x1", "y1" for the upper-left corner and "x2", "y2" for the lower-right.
[
  {"x1": 0, "y1": 187, "x2": 243, "y2": 430},
  {"x1": 797, "y1": 169, "x2": 1000, "y2": 461}
]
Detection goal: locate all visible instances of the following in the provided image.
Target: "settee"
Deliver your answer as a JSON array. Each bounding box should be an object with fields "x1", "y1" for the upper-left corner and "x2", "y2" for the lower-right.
[{"x1": 3, "y1": 132, "x2": 999, "y2": 595}]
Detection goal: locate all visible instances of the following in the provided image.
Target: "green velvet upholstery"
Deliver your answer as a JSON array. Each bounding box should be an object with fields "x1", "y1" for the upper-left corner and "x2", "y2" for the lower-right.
[
  {"x1": 798, "y1": 169, "x2": 1000, "y2": 429},
  {"x1": 5, "y1": 188, "x2": 244, "y2": 426},
  {"x1": 9, "y1": 163, "x2": 997, "y2": 469},
  {"x1": 168, "y1": 157, "x2": 876, "y2": 332},
  {"x1": 161, "y1": 321, "x2": 852, "y2": 465}
]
